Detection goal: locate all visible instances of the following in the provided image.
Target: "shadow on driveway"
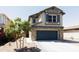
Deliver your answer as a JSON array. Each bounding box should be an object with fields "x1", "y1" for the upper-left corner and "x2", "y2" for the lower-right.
[
  {"x1": 53, "y1": 40, "x2": 79, "y2": 43},
  {"x1": 37, "y1": 39, "x2": 79, "y2": 43}
]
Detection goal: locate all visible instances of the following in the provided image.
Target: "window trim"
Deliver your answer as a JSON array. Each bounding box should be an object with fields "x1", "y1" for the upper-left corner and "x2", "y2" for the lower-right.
[
  {"x1": 32, "y1": 19, "x2": 36, "y2": 23},
  {"x1": 52, "y1": 15, "x2": 57, "y2": 23},
  {"x1": 57, "y1": 15, "x2": 60, "y2": 23},
  {"x1": 46, "y1": 14, "x2": 52, "y2": 23},
  {"x1": 46, "y1": 14, "x2": 60, "y2": 24}
]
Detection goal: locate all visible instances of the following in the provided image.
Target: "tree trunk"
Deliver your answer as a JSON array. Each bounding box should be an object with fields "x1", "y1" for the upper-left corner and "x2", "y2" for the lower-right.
[
  {"x1": 22, "y1": 37, "x2": 24, "y2": 48},
  {"x1": 19, "y1": 38, "x2": 21, "y2": 48},
  {"x1": 16, "y1": 40, "x2": 18, "y2": 48},
  {"x1": 15, "y1": 33, "x2": 19, "y2": 48},
  {"x1": 26, "y1": 31, "x2": 29, "y2": 37}
]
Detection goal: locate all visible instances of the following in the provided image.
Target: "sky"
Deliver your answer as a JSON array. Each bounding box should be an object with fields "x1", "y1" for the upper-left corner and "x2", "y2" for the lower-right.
[{"x1": 0, "y1": 6, "x2": 79, "y2": 27}]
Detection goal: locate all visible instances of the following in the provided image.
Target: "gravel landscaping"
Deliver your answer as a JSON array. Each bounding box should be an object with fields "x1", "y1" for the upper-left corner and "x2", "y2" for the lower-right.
[{"x1": 14, "y1": 47, "x2": 41, "y2": 52}]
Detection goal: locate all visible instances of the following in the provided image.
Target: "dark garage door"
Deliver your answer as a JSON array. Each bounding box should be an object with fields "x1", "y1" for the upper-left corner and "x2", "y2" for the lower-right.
[{"x1": 37, "y1": 31, "x2": 58, "y2": 41}]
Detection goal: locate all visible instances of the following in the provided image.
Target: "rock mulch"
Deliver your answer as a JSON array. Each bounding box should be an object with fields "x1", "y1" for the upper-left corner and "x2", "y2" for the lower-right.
[{"x1": 14, "y1": 47, "x2": 41, "y2": 52}]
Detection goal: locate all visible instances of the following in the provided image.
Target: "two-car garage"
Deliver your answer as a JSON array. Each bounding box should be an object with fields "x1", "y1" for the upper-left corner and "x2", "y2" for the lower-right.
[
  {"x1": 36, "y1": 31, "x2": 58, "y2": 41},
  {"x1": 30, "y1": 26, "x2": 63, "y2": 41}
]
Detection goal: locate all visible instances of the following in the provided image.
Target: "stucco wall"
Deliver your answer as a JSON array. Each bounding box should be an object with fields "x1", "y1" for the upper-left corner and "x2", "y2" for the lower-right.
[
  {"x1": 30, "y1": 12, "x2": 63, "y2": 27},
  {"x1": 64, "y1": 32, "x2": 79, "y2": 40},
  {"x1": 29, "y1": 7, "x2": 64, "y2": 41},
  {"x1": 0, "y1": 14, "x2": 11, "y2": 31},
  {"x1": 30, "y1": 28, "x2": 63, "y2": 41}
]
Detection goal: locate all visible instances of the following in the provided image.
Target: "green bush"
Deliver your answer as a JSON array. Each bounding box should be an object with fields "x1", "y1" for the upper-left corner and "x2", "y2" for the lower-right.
[{"x1": 5, "y1": 32, "x2": 14, "y2": 42}]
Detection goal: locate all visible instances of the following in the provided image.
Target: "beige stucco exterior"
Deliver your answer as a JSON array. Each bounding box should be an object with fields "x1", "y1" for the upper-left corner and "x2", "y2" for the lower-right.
[
  {"x1": 0, "y1": 14, "x2": 11, "y2": 31},
  {"x1": 30, "y1": 12, "x2": 63, "y2": 27},
  {"x1": 30, "y1": 27, "x2": 63, "y2": 41},
  {"x1": 64, "y1": 28, "x2": 79, "y2": 40},
  {"x1": 29, "y1": 6, "x2": 65, "y2": 41}
]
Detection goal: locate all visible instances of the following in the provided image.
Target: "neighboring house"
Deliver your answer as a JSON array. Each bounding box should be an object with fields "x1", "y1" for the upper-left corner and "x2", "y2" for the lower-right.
[
  {"x1": 0, "y1": 13, "x2": 11, "y2": 31},
  {"x1": 64, "y1": 25, "x2": 79, "y2": 40},
  {"x1": 28, "y1": 6, "x2": 65, "y2": 41}
]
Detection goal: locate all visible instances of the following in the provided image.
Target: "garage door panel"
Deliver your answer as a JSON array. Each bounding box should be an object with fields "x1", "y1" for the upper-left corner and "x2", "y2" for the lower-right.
[{"x1": 37, "y1": 31, "x2": 58, "y2": 41}]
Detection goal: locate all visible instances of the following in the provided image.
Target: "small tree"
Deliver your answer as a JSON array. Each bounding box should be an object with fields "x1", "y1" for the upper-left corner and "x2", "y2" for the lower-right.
[
  {"x1": 21, "y1": 21, "x2": 31, "y2": 37},
  {"x1": 5, "y1": 20, "x2": 15, "y2": 42},
  {"x1": 5, "y1": 17, "x2": 22, "y2": 47},
  {"x1": 5, "y1": 17, "x2": 31, "y2": 48},
  {"x1": 19, "y1": 21, "x2": 31, "y2": 48}
]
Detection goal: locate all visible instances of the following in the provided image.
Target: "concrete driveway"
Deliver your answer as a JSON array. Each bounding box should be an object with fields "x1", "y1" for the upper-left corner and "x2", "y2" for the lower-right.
[
  {"x1": 36, "y1": 40, "x2": 79, "y2": 52},
  {"x1": 0, "y1": 39, "x2": 79, "y2": 52}
]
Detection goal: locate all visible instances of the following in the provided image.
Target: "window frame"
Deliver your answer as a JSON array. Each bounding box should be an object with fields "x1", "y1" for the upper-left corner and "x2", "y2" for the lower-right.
[
  {"x1": 46, "y1": 14, "x2": 52, "y2": 23},
  {"x1": 32, "y1": 18, "x2": 36, "y2": 23},
  {"x1": 52, "y1": 15, "x2": 57, "y2": 23},
  {"x1": 57, "y1": 15, "x2": 60, "y2": 23},
  {"x1": 46, "y1": 14, "x2": 60, "y2": 23}
]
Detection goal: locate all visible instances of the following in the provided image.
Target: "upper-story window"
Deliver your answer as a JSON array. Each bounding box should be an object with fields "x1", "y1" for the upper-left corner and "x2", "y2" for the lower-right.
[
  {"x1": 46, "y1": 14, "x2": 60, "y2": 23},
  {"x1": 32, "y1": 18, "x2": 36, "y2": 23},
  {"x1": 57, "y1": 15, "x2": 60, "y2": 22},
  {"x1": 0, "y1": 15, "x2": 4, "y2": 24},
  {"x1": 53, "y1": 16, "x2": 57, "y2": 22},
  {"x1": 46, "y1": 14, "x2": 52, "y2": 22}
]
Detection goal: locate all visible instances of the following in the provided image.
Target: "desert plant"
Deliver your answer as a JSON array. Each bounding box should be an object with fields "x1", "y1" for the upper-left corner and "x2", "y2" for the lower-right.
[{"x1": 5, "y1": 17, "x2": 31, "y2": 48}]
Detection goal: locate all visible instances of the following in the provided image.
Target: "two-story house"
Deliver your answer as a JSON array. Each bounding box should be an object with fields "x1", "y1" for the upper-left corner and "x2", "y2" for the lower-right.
[
  {"x1": 28, "y1": 6, "x2": 65, "y2": 41},
  {"x1": 0, "y1": 13, "x2": 11, "y2": 31}
]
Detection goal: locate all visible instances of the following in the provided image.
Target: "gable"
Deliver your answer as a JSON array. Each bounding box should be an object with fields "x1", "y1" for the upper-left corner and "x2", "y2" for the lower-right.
[
  {"x1": 28, "y1": 6, "x2": 65, "y2": 20},
  {"x1": 44, "y1": 6, "x2": 65, "y2": 15}
]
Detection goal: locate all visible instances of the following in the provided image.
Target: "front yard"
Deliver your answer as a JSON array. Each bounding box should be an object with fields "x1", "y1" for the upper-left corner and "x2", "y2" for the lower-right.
[{"x1": 0, "y1": 39, "x2": 79, "y2": 52}]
